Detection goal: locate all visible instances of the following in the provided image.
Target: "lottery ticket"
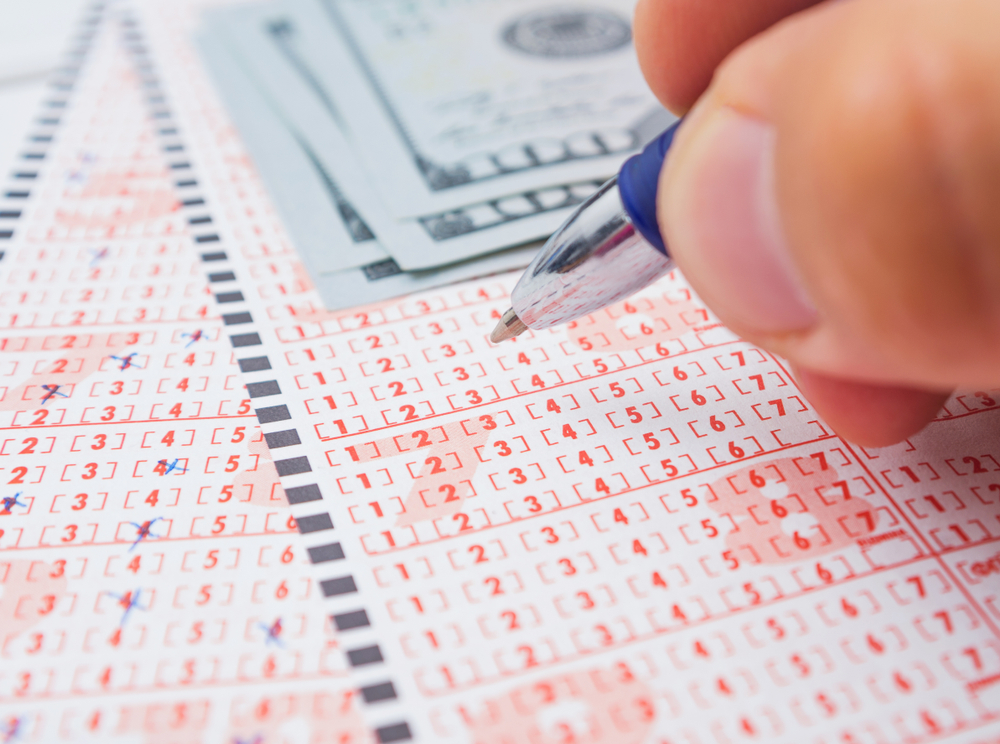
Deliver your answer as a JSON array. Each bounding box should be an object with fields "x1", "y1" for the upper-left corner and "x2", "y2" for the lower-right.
[
  {"x1": 5, "y1": 1, "x2": 1000, "y2": 744},
  {"x1": 0, "y1": 3, "x2": 366, "y2": 742},
  {"x1": 143, "y1": 1, "x2": 1000, "y2": 743}
]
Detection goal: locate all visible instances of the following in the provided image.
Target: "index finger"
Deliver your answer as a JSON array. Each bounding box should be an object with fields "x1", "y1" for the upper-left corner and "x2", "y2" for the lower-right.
[{"x1": 634, "y1": 0, "x2": 823, "y2": 112}]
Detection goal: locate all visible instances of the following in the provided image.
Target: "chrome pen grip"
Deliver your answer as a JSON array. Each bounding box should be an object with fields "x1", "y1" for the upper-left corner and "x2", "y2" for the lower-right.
[
  {"x1": 509, "y1": 178, "x2": 674, "y2": 331},
  {"x1": 492, "y1": 121, "x2": 682, "y2": 341}
]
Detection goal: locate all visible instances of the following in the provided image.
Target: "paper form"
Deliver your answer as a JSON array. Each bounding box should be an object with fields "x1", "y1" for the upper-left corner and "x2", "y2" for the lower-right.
[
  {"x1": 0, "y1": 3, "x2": 363, "y2": 742},
  {"x1": 3, "y1": 0, "x2": 1000, "y2": 743},
  {"x1": 153, "y1": 0, "x2": 1000, "y2": 740}
]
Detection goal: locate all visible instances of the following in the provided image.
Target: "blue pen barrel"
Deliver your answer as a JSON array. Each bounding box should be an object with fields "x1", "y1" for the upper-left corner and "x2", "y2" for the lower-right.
[{"x1": 617, "y1": 118, "x2": 682, "y2": 256}]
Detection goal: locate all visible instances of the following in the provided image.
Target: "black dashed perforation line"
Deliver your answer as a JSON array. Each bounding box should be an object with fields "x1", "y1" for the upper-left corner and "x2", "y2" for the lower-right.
[
  {"x1": 0, "y1": 6, "x2": 105, "y2": 254},
  {"x1": 117, "y1": 9, "x2": 412, "y2": 743}
]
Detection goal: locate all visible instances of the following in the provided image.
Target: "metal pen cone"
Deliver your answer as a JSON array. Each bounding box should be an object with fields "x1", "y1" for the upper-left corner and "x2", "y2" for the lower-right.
[{"x1": 489, "y1": 308, "x2": 527, "y2": 343}]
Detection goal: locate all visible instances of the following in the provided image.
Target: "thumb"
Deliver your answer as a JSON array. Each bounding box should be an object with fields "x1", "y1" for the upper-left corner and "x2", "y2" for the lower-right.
[{"x1": 660, "y1": 0, "x2": 1000, "y2": 397}]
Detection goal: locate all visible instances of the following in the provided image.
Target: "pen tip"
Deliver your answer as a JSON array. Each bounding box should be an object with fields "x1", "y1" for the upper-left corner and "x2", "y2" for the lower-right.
[{"x1": 490, "y1": 308, "x2": 527, "y2": 343}]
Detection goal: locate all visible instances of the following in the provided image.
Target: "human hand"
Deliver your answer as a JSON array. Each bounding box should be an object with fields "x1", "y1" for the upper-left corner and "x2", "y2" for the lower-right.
[{"x1": 634, "y1": 0, "x2": 1000, "y2": 447}]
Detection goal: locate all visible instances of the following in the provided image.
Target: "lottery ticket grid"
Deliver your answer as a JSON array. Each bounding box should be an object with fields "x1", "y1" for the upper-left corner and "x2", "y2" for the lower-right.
[
  {"x1": 139, "y1": 2, "x2": 414, "y2": 738},
  {"x1": 138, "y1": 3, "x2": 1000, "y2": 744},
  {"x1": 3, "y1": 2, "x2": 1000, "y2": 744},
  {"x1": 0, "y1": 3, "x2": 373, "y2": 743}
]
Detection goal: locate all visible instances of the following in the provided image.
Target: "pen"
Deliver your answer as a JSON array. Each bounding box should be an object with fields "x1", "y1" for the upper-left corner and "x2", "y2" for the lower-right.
[{"x1": 491, "y1": 119, "x2": 682, "y2": 343}]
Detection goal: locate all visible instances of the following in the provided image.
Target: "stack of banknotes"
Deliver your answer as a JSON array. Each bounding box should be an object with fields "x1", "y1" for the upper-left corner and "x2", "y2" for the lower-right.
[{"x1": 199, "y1": 0, "x2": 676, "y2": 309}]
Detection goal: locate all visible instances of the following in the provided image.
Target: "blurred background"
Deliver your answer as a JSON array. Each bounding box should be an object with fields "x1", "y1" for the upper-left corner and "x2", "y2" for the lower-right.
[{"x1": 0, "y1": 0, "x2": 87, "y2": 175}]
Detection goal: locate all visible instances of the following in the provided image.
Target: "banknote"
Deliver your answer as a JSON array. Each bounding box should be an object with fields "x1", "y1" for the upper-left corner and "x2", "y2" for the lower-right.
[
  {"x1": 310, "y1": 0, "x2": 666, "y2": 217},
  {"x1": 197, "y1": 22, "x2": 540, "y2": 310},
  {"x1": 208, "y1": 2, "x2": 618, "y2": 270},
  {"x1": 202, "y1": 11, "x2": 380, "y2": 276}
]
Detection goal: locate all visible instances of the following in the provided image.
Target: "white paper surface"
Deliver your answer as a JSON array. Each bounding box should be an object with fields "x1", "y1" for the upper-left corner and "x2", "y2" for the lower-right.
[{"x1": 3, "y1": 2, "x2": 1000, "y2": 744}]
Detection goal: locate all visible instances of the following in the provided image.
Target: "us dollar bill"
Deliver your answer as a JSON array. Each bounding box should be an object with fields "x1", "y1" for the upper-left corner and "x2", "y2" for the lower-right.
[
  {"x1": 209, "y1": 1, "x2": 638, "y2": 270},
  {"x1": 311, "y1": 0, "x2": 665, "y2": 217},
  {"x1": 198, "y1": 19, "x2": 540, "y2": 310}
]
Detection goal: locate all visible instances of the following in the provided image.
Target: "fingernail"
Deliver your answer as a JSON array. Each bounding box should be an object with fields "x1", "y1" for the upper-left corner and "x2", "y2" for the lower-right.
[{"x1": 665, "y1": 108, "x2": 817, "y2": 333}]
